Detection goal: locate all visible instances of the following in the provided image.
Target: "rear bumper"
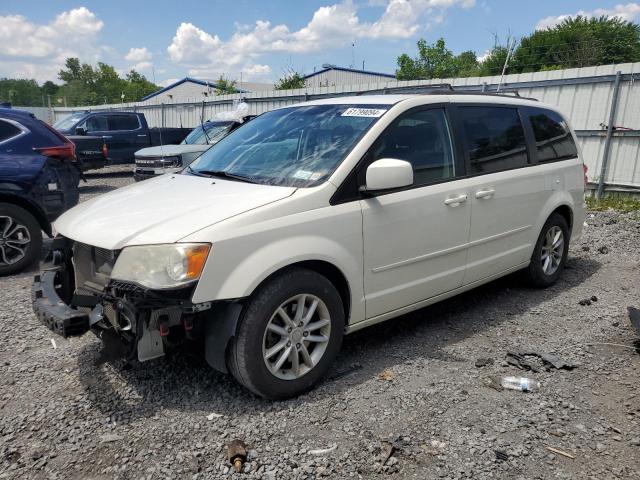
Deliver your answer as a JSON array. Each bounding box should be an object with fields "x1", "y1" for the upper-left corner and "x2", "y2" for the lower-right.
[{"x1": 32, "y1": 271, "x2": 90, "y2": 337}]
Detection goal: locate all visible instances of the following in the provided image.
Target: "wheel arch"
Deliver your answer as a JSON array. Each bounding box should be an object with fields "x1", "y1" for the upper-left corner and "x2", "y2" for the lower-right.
[{"x1": 0, "y1": 193, "x2": 51, "y2": 236}]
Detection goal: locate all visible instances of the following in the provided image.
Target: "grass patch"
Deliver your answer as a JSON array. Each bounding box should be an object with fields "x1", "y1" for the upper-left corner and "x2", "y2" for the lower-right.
[{"x1": 586, "y1": 195, "x2": 640, "y2": 212}]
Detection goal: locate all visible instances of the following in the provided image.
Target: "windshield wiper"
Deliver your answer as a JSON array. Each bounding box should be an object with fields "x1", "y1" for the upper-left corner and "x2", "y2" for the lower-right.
[{"x1": 190, "y1": 168, "x2": 256, "y2": 183}]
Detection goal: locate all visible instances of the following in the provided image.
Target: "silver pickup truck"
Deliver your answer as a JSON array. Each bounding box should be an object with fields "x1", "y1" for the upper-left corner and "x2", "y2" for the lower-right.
[{"x1": 133, "y1": 119, "x2": 249, "y2": 181}]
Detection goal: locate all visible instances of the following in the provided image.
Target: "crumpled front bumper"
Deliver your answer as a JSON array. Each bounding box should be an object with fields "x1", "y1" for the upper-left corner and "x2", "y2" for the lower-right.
[{"x1": 32, "y1": 271, "x2": 90, "y2": 337}]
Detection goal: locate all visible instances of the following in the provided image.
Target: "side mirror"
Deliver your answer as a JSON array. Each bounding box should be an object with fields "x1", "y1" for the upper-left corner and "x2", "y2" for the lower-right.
[
  {"x1": 364, "y1": 158, "x2": 413, "y2": 192},
  {"x1": 75, "y1": 126, "x2": 87, "y2": 136}
]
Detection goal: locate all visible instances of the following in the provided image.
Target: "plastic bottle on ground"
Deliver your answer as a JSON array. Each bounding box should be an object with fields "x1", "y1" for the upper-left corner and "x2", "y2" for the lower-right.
[{"x1": 501, "y1": 376, "x2": 540, "y2": 392}]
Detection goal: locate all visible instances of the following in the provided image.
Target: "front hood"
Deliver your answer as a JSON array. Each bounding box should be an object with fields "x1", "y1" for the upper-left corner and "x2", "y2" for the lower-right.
[
  {"x1": 55, "y1": 174, "x2": 296, "y2": 250},
  {"x1": 136, "y1": 144, "x2": 208, "y2": 157}
]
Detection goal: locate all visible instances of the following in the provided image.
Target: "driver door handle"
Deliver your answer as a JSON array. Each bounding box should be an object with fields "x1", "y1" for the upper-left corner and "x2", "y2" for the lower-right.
[
  {"x1": 475, "y1": 189, "x2": 495, "y2": 199},
  {"x1": 444, "y1": 194, "x2": 468, "y2": 206}
]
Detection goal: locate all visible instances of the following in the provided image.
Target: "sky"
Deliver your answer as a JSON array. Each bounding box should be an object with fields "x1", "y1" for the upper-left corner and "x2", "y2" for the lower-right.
[{"x1": 1, "y1": 1, "x2": 639, "y2": 87}]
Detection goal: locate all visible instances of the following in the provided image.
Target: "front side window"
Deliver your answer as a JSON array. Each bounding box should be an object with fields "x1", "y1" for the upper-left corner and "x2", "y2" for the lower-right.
[
  {"x1": 368, "y1": 108, "x2": 455, "y2": 186},
  {"x1": 53, "y1": 112, "x2": 85, "y2": 131},
  {"x1": 188, "y1": 104, "x2": 388, "y2": 187},
  {"x1": 183, "y1": 122, "x2": 233, "y2": 145},
  {"x1": 461, "y1": 106, "x2": 528, "y2": 174},
  {"x1": 0, "y1": 120, "x2": 22, "y2": 143},
  {"x1": 108, "y1": 114, "x2": 139, "y2": 131},
  {"x1": 85, "y1": 115, "x2": 108, "y2": 132},
  {"x1": 529, "y1": 108, "x2": 578, "y2": 162}
]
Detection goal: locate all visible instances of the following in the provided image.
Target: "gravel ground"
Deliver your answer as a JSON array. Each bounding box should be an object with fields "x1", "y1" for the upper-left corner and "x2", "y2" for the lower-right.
[{"x1": 1, "y1": 168, "x2": 639, "y2": 479}]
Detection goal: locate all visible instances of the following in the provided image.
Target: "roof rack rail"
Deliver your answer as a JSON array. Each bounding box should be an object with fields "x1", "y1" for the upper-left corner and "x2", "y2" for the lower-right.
[{"x1": 355, "y1": 84, "x2": 538, "y2": 101}]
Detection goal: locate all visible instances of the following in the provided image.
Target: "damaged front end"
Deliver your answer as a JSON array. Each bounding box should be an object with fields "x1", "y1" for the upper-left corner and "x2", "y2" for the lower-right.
[{"x1": 32, "y1": 237, "x2": 239, "y2": 369}]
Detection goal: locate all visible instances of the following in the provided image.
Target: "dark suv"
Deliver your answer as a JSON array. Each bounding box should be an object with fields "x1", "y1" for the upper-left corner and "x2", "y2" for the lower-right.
[{"x1": 0, "y1": 108, "x2": 79, "y2": 275}]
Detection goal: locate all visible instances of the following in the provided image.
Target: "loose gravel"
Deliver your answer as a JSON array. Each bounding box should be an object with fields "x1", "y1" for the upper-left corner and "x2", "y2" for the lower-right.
[{"x1": 1, "y1": 168, "x2": 639, "y2": 479}]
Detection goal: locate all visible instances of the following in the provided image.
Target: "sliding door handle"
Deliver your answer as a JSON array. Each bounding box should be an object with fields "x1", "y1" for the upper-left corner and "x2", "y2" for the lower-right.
[{"x1": 475, "y1": 189, "x2": 495, "y2": 199}]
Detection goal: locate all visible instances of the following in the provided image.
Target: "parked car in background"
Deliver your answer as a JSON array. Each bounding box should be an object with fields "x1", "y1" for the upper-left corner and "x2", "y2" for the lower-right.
[
  {"x1": 53, "y1": 111, "x2": 190, "y2": 165},
  {"x1": 33, "y1": 94, "x2": 585, "y2": 398},
  {"x1": 133, "y1": 118, "x2": 253, "y2": 181},
  {"x1": 67, "y1": 135, "x2": 109, "y2": 172},
  {"x1": 0, "y1": 107, "x2": 79, "y2": 275}
]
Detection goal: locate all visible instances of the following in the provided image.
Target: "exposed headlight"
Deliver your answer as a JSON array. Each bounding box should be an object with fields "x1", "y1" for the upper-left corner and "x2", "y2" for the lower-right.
[
  {"x1": 161, "y1": 155, "x2": 182, "y2": 167},
  {"x1": 111, "y1": 243, "x2": 211, "y2": 289}
]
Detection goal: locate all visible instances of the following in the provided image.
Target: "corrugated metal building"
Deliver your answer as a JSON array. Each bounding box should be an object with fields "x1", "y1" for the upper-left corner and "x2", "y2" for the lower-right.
[
  {"x1": 141, "y1": 77, "x2": 274, "y2": 103},
  {"x1": 303, "y1": 66, "x2": 396, "y2": 88}
]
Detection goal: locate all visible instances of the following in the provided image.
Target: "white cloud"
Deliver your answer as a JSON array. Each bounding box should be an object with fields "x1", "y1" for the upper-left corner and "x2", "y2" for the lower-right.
[
  {"x1": 167, "y1": 0, "x2": 475, "y2": 79},
  {"x1": 125, "y1": 47, "x2": 153, "y2": 72},
  {"x1": 0, "y1": 7, "x2": 104, "y2": 82},
  {"x1": 536, "y1": 3, "x2": 640, "y2": 30},
  {"x1": 125, "y1": 47, "x2": 152, "y2": 62}
]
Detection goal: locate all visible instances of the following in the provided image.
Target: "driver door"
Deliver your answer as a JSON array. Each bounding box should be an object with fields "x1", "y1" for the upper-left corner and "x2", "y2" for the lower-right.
[{"x1": 360, "y1": 106, "x2": 471, "y2": 319}]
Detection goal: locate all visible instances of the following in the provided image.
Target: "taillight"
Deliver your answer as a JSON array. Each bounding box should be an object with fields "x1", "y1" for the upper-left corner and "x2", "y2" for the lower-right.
[
  {"x1": 102, "y1": 142, "x2": 108, "y2": 158},
  {"x1": 34, "y1": 143, "x2": 76, "y2": 160},
  {"x1": 583, "y1": 164, "x2": 588, "y2": 188}
]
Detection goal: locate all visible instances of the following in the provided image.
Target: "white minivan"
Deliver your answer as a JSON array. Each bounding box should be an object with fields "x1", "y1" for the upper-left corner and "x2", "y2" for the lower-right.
[{"x1": 33, "y1": 93, "x2": 585, "y2": 398}]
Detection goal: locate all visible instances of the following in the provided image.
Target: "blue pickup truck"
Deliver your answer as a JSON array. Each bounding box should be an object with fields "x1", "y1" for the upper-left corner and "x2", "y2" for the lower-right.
[{"x1": 53, "y1": 111, "x2": 191, "y2": 168}]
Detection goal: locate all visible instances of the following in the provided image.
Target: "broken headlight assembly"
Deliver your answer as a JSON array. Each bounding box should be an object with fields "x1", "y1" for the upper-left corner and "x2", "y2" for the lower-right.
[{"x1": 111, "y1": 243, "x2": 211, "y2": 289}]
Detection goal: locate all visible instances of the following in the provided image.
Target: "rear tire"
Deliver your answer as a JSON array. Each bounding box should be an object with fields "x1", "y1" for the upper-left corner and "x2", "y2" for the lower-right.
[
  {"x1": 227, "y1": 268, "x2": 344, "y2": 399},
  {"x1": 0, "y1": 203, "x2": 42, "y2": 276},
  {"x1": 523, "y1": 213, "x2": 569, "y2": 288}
]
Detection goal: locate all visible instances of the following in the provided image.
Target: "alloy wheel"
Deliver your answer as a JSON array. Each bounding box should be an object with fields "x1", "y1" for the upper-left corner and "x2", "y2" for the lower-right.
[
  {"x1": 262, "y1": 294, "x2": 331, "y2": 380},
  {"x1": 541, "y1": 225, "x2": 564, "y2": 275},
  {"x1": 0, "y1": 215, "x2": 31, "y2": 266}
]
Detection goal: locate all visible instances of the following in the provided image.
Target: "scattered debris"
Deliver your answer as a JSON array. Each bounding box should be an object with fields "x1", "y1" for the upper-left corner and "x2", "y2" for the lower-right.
[
  {"x1": 50, "y1": 338, "x2": 57, "y2": 349},
  {"x1": 629, "y1": 307, "x2": 640, "y2": 336},
  {"x1": 206, "y1": 412, "x2": 223, "y2": 420},
  {"x1": 587, "y1": 342, "x2": 639, "y2": 352},
  {"x1": 227, "y1": 439, "x2": 247, "y2": 473},
  {"x1": 379, "y1": 441, "x2": 395, "y2": 465},
  {"x1": 598, "y1": 246, "x2": 610, "y2": 254},
  {"x1": 308, "y1": 444, "x2": 337, "y2": 456},
  {"x1": 581, "y1": 245, "x2": 590, "y2": 251},
  {"x1": 378, "y1": 368, "x2": 395, "y2": 381},
  {"x1": 591, "y1": 295, "x2": 598, "y2": 302},
  {"x1": 475, "y1": 357, "x2": 494, "y2": 368},
  {"x1": 579, "y1": 298, "x2": 593, "y2": 306},
  {"x1": 545, "y1": 446, "x2": 575, "y2": 459},
  {"x1": 501, "y1": 376, "x2": 540, "y2": 392},
  {"x1": 495, "y1": 450, "x2": 509, "y2": 461},
  {"x1": 549, "y1": 429, "x2": 565, "y2": 437},
  {"x1": 506, "y1": 351, "x2": 576, "y2": 371},
  {"x1": 100, "y1": 434, "x2": 124, "y2": 443}
]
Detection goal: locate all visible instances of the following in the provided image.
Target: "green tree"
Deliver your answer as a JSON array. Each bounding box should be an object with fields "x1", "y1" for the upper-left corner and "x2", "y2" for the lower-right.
[
  {"x1": 214, "y1": 75, "x2": 237, "y2": 95},
  {"x1": 396, "y1": 38, "x2": 480, "y2": 80},
  {"x1": 123, "y1": 70, "x2": 159, "y2": 101},
  {"x1": 477, "y1": 45, "x2": 511, "y2": 76},
  {"x1": 274, "y1": 70, "x2": 305, "y2": 90},
  {"x1": 0, "y1": 79, "x2": 44, "y2": 106},
  {"x1": 513, "y1": 16, "x2": 640, "y2": 72}
]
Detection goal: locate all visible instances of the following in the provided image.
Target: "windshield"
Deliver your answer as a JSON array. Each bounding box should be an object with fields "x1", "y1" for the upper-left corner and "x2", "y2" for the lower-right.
[
  {"x1": 182, "y1": 122, "x2": 234, "y2": 145},
  {"x1": 53, "y1": 112, "x2": 85, "y2": 131},
  {"x1": 187, "y1": 104, "x2": 388, "y2": 187}
]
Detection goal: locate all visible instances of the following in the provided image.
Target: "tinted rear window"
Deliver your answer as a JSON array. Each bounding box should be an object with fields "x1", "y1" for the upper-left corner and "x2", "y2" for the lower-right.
[
  {"x1": 108, "y1": 115, "x2": 139, "y2": 131},
  {"x1": 0, "y1": 120, "x2": 21, "y2": 142},
  {"x1": 460, "y1": 106, "x2": 528, "y2": 174},
  {"x1": 529, "y1": 108, "x2": 578, "y2": 162}
]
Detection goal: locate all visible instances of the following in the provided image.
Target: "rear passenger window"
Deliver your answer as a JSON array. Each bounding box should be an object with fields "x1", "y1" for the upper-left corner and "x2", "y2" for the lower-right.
[
  {"x1": 0, "y1": 120, "x2": 21, "y2": 143},
  {"x1": 369, "y1": 108, "x2": 455, "y2": 186},
  {"x1": 108, "y1": 115, "x2": 139, "y2": 131},
  {"x1": 529, "y1": 109, "x2": 578, "y2": 162},
  {"x1": 460, "y1": 106, "x2": 528, "y2": 174}
]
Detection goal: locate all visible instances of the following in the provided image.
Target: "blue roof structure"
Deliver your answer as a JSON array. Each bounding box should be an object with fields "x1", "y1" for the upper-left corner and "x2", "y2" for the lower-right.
[
  {"x1": 303, "y1": 66, "x2": 396, "y2": 80},
  {"x1": 142, "y1": 77, "x2": 249, "y2": 101}
]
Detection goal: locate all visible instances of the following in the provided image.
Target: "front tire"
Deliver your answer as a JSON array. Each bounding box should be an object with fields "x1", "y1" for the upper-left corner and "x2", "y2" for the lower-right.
[
  {"x1": 0, "y1": 203, "x2": 42, "y2": 276},
  {"x1": 228, "y1": 268, "x2": 344, "y2": 399},
  {"x1": 523, "y1": 213, "x2": 569, "y2": 288}
]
